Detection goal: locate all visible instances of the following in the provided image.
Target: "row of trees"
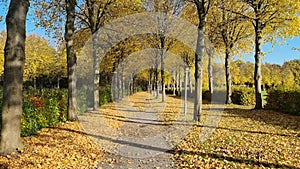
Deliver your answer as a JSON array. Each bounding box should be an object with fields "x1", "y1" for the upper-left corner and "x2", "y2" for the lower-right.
[
  {"x1": 145, "y1": 58, "x2": 300, "y2": 95},
  {"x1": 0, "y1": 32, "x2": 66, "y2": 86},
  {"x1": 0, "y1": 0, "x2": 299, "y2": 154}
]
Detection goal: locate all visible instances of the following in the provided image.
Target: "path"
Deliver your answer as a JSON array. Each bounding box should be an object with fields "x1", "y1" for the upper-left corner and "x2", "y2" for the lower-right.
[{"x1": 78, "y1": 92, "x2": 194, "y2": 169}]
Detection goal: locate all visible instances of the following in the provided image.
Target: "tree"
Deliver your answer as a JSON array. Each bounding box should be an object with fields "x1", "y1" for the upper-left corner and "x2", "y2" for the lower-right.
[
  {"x1": 283, "y1": 60, "x2": 300, "y2": 86},
  {"x1": 24, "y1": 35, "x2": 57, "y2": 86},
  {"x1": 65, "y1": 0, "x2": 77, "y2": 121},
  {"x1": 76, "y1": 0, "x2": 143, "y2": 110},
  {"x1": 144, "y1": 0, "x2": 185, "y2": 102},
  {"x1": 1, "y1": 0, "x2": 30, "y2": 155},
  {"x1": 208, "y1": 0, "x2": 251, "y2": 104},
  {"x1": 240, "y1": 0, "x2": 300, "y2": 109},
  {"x1": 0, "y1": 31, "x2": 5, "y2": 78},
  {"x1": 193, "y1": 0, "x2": 212, "y2": 121}
]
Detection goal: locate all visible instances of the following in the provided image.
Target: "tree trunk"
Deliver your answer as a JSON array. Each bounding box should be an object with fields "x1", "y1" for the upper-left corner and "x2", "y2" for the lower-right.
[
  {"x1": 254, "y1": 19, "x2": 263, "y2": 109},
  {"x1": 132, "y1": 75, "x2": 136, "y2": 94},
  {"x1": 113, "y1": 72, "x2": 118, "y2": 101},
  {"x1": 118, "y1": 71, "x2": 122, "y2": 100},
  {"x1": 173, "y1": 71, "x2": 176, "y2": 95},
  {"x1": 155, "y1": 64, "x2": 159, "y2": 99},
  {"x1": 184, "y1": 66, "x2": 188, "y2": 115},
  {"x1": 176, "y1": 70, "x2": 179, "y2": 95},
  {"x1": 225, "y1": 48, "x2": 232, "y2": 104},
  {"x1": 116, "y1": 71, "x2": 120, "y2": 100},
  {"x1": 208, "y1": 52, "x2": 213, "y2": 95},
  {"x1": 121, "y1": 68, "x2": 125, "y2": 98},
  {"x1": 148, "y1": 69, "x2": 153, "y2": 94},
  {"x1": 92, "y1": 35, "x2": 100, "y2": 110},
  {"x1": 1, "y1": 0, "x2": 29, "y2": 155},
  {"x1": 57, "y1": 76, "x2": 60, "y2": 89},
  {"x1": 194, "y1": 17, "x2": 206, "y2": 122},
  {"x1": 129, "y1": 81, "x2": 132, "y2": 95},
  {"x1": 152, "y1": 71, "x2": 155, "y2": 96},
  {"x1": 33, "y1": 77, "x2": 36, "y2": 89},
  {"x1": 188, "y1": 69, "x2": 192, "y2": 94},
  {"x1": 160, "y1": 36, "x2": 166, "y2": 103},
  {"x1": 65, "y1": 0, "x2": 77, "y2": 121},
  {"x1": 179, "y1": 69, "x2": 182, "y2": 96}
]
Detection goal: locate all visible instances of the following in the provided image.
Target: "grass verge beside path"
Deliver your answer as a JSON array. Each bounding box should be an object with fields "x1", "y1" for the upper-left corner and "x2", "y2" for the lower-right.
[{"x1": 172, "y1": 104, "x2": 300, "y2": 168}]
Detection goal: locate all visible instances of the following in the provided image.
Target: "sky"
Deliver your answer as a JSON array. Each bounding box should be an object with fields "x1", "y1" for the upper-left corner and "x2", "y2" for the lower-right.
[{"x1": 0, "y1": 4, "x2": 300, "y2": 66}]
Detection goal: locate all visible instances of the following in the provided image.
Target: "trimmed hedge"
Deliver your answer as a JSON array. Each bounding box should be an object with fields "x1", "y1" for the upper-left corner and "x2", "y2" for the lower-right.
[
  {"x1": 202, "y1": 90, "x2": 226, "y2": 102},
  {"x1": 231, "y1": 87, "x2": 255, "y2": 106},
  {"x1": 166, "y1": 87, "x2": 255, "y2": 106},
  {"x1": 77, "y1": 86, "x2": 113, "y2": 114},
  {"x1": 99, "y1": 86, "x2": 113, "y2": 106},
  {"x1": 202, "y1": 87, "x2": 255, "y2": 105},
  {"x1": 266, "y1": 89, "x2": 300, "y2": 116}
]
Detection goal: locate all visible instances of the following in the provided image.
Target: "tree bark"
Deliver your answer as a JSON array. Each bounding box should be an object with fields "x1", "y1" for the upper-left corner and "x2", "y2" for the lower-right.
[
  {"x1": 118, "y1": 71, "x2": 122, "y2": 100},
  {"x1": 57, "y1": 76, "x2": 60, "y2": 89},
  {"x1": 1, "y1": 0, "x2": 29, "y2": 155},
  {"x1": 160, "y1": 36, "x2": 166, "y2": 103},
  {"x1": 148, "y1": 69, "x2": 153, "y2": 94},
  {"x1": 225, "y1": 47, "x2": 232, "y2": 104},
  {"x1": 92, "y1": 36, "x2": 100, "y2": 110},
  {"x1": 208, "y1": 52, "x2": 213, "y2": 95},
  {"x1": 113, "y1": 72, "x2": 118, "y2": 101},
  {"x1": 121, "y1": 67, "x2": 125, "y2": 98},
  {"x1": 194, "y1": 2, "x2": 206, "y2": 121},
  {"x1": 65, "y1": 0, "x2": 77, "y2": 121},
  {"x1": 254, "y1": 19, "x2": 263, "y2": 109},
  {"x1": 184, "y1": 66, "x2": 188, "y2": 115},
  {"x1": 179, "y1": 69, "x2": 182, "y2": 96},
  {"x1": 188, "y1": 69, "x2": 192, "y2": 94},
  {"x1": 173, "y1": 71, "x2": 176, "y2": 95},
  {"x1": 155, "y1": 62, "x2": 159, "y2": 99},
  {"x1": 176, "y1": 70, "x2": 179, "y2": 95},
  {"x1": 33, "y1": 78, "x2": 36, "y2": 89}
]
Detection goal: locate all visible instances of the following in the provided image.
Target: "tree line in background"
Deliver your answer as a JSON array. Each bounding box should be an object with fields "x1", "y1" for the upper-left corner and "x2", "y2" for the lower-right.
[
  {"x1": 1, "y1": 32, "x2": 299, "y2": 92},
  {"x1": 0, "y1": 0, "x2": 299, "y2": 154}
]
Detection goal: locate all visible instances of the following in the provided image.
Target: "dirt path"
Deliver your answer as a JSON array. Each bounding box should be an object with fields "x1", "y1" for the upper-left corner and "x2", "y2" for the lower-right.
[{"x1": 78, "y1": 92, "x2": 194, "y2": 169}]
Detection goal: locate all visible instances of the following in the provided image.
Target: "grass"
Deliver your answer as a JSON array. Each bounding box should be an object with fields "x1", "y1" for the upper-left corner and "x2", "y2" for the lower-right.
[{"x1": 172, "y1": 104, "x2": 300, "y2": 168}]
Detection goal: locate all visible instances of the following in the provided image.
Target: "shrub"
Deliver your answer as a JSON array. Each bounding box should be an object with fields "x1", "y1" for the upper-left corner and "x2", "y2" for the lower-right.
[
  {"x1": 231, "y1": 87, "x2": 255, "y2": 106},
  {"x1": 266, "y1": 88, "x2": 300, "y2": 116},
  {"x1": 202, "y1": 90, "x2": 226, "y2": 103},
  {"x1": 99, "y1": 86, "x2": 112, "y2": 106},
  {"x1": 165, "y1": 89, "x2": 173, "y2": 95},
  {"x1": 137, "y1": 86, "x2": 144, "y2": 92},
  {"x1": 21, "y1": 88, "x2": 68, "y2": 136},
  {"x1": 202, "y1": 90, "x2": 211, "y2": 101}
]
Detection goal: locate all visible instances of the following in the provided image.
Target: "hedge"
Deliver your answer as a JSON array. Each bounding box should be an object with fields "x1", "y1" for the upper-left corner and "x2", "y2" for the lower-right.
[
  {"x1": 77, "y1": 86, "x2": 113, "y2": 114},
  {"x1": 266, "y1": 89, "x2": 300, "y2": 116},
  {"x1": 0, "y1": 87, "x2": 115, "y2": 137},
  {"x1": 99, "y1": 86, "x2": 113, "y2": 106},
  {"x1": 165, "y1": 87, "x2": 255, "y2": 106},
  {"x1": 231, "y1": 87, "x2": 256, "y2": 106},
  {"x1": 21, "y1": 88, "x2": 68, "y2": 136},
  {"x1": 0, "y1": 88, "x2": 67, "y2": 137}
]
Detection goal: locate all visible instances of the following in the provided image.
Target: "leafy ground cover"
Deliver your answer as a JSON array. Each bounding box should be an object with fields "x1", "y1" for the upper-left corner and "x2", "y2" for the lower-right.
[
  {"x1": 173, "y1": 106, "x2": 300, "y2": 168},
  {"x1": 0, "y1": 122, "x2": 106, "y2": 169},
  {"x1": 0, "y1": 92, "x2": 299, "y2": 168}
]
